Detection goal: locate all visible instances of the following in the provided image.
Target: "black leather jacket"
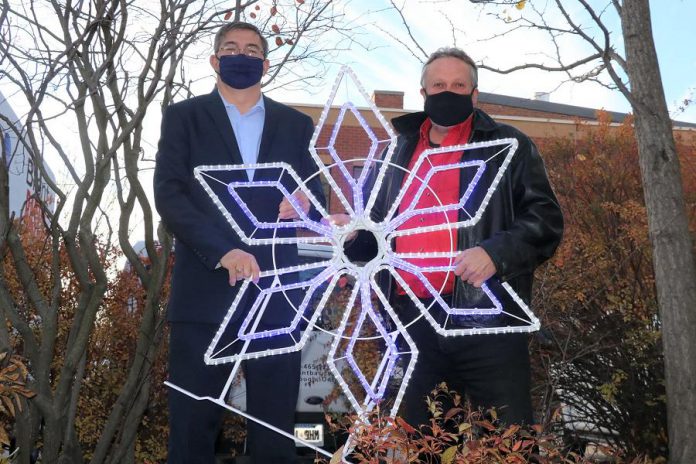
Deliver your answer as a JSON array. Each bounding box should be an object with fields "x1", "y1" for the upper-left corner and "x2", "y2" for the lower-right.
[{"x1": 347, "y1": 108, "x2": 564, "y2": 307}]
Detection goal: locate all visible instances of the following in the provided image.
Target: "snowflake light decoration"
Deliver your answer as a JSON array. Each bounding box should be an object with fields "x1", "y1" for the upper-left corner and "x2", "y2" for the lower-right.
[{"x1": 164, "y1": 66, "x2": 540, "y2": 461}]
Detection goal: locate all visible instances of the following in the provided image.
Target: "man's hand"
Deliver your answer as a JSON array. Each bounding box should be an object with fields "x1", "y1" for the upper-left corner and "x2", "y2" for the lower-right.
[
  {"x1": 327, "y1": 213, "x2": 351, "y2": 227},
  {"x1": 323, "y1": 213, "x2": 357, "y2": 242},
  {"x1": 453, "y1": 246, "x2": 496, "y2": 288},
  {"x1": 278, "y1": 191, "x2": 310, "y2": 220},
  {"x1": 220, "y1": 249, "x2": 260, "y2": 286}
]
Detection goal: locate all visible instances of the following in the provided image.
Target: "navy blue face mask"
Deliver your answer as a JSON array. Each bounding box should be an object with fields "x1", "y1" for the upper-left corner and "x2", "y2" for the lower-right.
[{"x1": 218, "y1": 54, "x2": 264, "y2": 89}]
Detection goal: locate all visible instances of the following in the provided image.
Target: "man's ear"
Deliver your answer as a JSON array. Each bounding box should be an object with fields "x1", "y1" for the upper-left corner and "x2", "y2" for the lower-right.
[
  {"x1": 210, "y1": 54, "x2": 219, "y2": 73},
  {"x1": 420, "y1": 88, "x2": 426, "y2": 99},
  {"x1": 262, "y1": 58, "x2": 270, "y2": 76},
  {"x1": 472, "y1": 88, "x2": 479, "y2": 107}
]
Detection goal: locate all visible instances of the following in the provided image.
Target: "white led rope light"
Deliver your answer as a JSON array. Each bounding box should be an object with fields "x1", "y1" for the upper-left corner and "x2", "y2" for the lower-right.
[{"x1": 166, "y1": 66, "x2": 541, "y2": 463}]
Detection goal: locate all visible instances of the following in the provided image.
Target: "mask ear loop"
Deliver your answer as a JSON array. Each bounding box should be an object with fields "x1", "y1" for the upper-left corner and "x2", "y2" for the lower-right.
[{"x1": 213, "y1": 54, "x2": 222, "y2": 77}]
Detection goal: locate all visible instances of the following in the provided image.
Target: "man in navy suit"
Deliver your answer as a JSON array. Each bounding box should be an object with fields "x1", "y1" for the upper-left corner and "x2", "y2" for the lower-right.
[{"x1": 154, "y1": 21, "x2": 324, "y2": 464}]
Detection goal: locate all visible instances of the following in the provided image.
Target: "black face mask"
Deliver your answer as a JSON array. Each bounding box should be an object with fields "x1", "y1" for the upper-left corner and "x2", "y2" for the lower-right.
[{"x1": 423, "y1": 89, "x2": 476, "y2": 127}]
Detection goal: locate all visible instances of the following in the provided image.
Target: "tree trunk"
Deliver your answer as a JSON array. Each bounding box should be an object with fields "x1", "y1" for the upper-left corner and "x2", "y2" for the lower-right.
[
  {"x1": 621, "y1": 1, "x2": 696, "y2": 462},
  {"x1": 14, "y1": 404, "x2": 39, "y2": 464},
  {"x1": 59, "y1": 353, "x2": 87, "y2": 464}
]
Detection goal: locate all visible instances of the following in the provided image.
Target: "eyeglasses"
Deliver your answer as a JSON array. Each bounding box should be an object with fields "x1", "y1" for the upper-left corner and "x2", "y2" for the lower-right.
[{"x1": 217, "y1": 45, "x2": 264, "y2": 58}]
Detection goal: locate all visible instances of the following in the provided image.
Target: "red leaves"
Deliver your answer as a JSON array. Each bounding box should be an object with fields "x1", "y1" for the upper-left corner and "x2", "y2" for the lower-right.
[
  {"x1": 271, "y1": 24, "x2": 284, "y2": 48},
  {"x1": 221, "y1": 5, "x2": 291, "y2": 48},
  {"x1": 325, "y1": 389, "x2": 597, "y2": 463},
  {"x1": 395, "y1": 416, "x2": 416, "y2": 435},
  {"x1": 474, "y1": 419, "x2": 497, "y2": 432},
  {"x1": 443, "y1": 407, "x2": 464, "y2": 421},
  {"x1": 501, "y1": 424, "x2": 520, "y2": 439}
]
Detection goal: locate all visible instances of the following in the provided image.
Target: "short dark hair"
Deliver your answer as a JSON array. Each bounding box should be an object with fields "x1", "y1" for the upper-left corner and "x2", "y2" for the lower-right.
[
  {"x1": 421, "y1": 47, "x2": 478, "y2": 89},
  {"x1": 213, "y1": 22, "x2": 269, "y2": 58}
]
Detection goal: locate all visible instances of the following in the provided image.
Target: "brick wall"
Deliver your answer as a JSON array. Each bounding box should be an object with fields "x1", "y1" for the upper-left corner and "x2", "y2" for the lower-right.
[
  {"x1": 313, "y1": 122, "x2": 391, "y2": 212},
  {"x1": 372, "y1": 90, "x2": 404, "y2": 109}
]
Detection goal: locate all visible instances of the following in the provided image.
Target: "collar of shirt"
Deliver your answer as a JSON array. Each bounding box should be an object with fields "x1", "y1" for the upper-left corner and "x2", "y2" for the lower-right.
[
  {"x1": 420, "y1": 114, "x2": 473, "y2": 148},
  {"x1": 219, "y1": 92, "x2": 265, "y2": 116},
  {"x1": 218, "y1": 92, "x2": 265, "y2": 179}
]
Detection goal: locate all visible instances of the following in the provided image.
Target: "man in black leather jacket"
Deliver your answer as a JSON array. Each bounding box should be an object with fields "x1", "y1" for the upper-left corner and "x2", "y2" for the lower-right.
[{"x1": 340, "y1": 47, "x2": 563, "y2": 427}]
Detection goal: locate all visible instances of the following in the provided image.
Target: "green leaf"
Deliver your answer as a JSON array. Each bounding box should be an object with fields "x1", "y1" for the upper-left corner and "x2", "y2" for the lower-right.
[
  {"x1": 458, "y1": 422, "x2": 472, "y2": 433},
  {"x1": 330, "y1": 446, "x2": 344, "y2": 464},
  {"x1": 441, "y1": 445, "x2": 458, "y2": 464}
]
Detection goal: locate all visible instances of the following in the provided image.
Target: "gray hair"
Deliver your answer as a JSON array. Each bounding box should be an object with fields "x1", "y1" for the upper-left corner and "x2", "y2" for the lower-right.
[
  {"x1": 213, "y1": 21, "x2": 269, "y2": 58},
  {"x1": 420, "y1": 47, "x2": 478, "y2": 89}
]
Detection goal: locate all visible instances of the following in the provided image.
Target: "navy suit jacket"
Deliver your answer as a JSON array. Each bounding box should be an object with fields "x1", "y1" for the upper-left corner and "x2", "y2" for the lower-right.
[{"x1": 154, "y1": 90, "x2": 324, "y2": 325}]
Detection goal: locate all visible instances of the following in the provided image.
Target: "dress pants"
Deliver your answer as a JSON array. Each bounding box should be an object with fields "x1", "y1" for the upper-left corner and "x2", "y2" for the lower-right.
[
  {"x1": 393, "y1": 294, "x2": 534, "y2": 427},
  {"x1": 167, "y1": 321, "x2": 300, "y2": 464}
]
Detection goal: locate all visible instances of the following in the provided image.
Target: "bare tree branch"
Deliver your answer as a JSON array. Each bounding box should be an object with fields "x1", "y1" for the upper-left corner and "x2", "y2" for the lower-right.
[{"x1": 388, "y1": 0, "x2": 429, "y2": 60}]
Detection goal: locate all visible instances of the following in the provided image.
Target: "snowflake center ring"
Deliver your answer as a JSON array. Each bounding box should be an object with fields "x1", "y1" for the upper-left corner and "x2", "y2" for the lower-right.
[{"x1": 336, "y1": 220, "x2": 386, "y2": 276}]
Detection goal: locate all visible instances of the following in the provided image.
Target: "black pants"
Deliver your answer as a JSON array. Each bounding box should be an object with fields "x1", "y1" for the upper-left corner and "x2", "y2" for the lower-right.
[
  {"x1": 394, "y1": 295, "x2": 534, "y2": 427},
  {"x1": 167, "y1": 322, "x2": 301, "y2": 464}
]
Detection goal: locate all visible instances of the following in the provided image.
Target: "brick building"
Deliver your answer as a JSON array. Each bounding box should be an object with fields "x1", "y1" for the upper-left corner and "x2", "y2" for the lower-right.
[
  {"x1": 1, "y1": 90, "x2": 56, "y2": 232},
  {"x1": 288, "y1": 90, "x2": 696, "y2": 213}
]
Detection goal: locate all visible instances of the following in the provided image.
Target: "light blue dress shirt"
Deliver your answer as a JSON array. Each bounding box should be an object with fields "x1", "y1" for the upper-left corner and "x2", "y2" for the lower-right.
[{"x1": 219, "y1": 92, "x2": 265, "y2": 180}]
